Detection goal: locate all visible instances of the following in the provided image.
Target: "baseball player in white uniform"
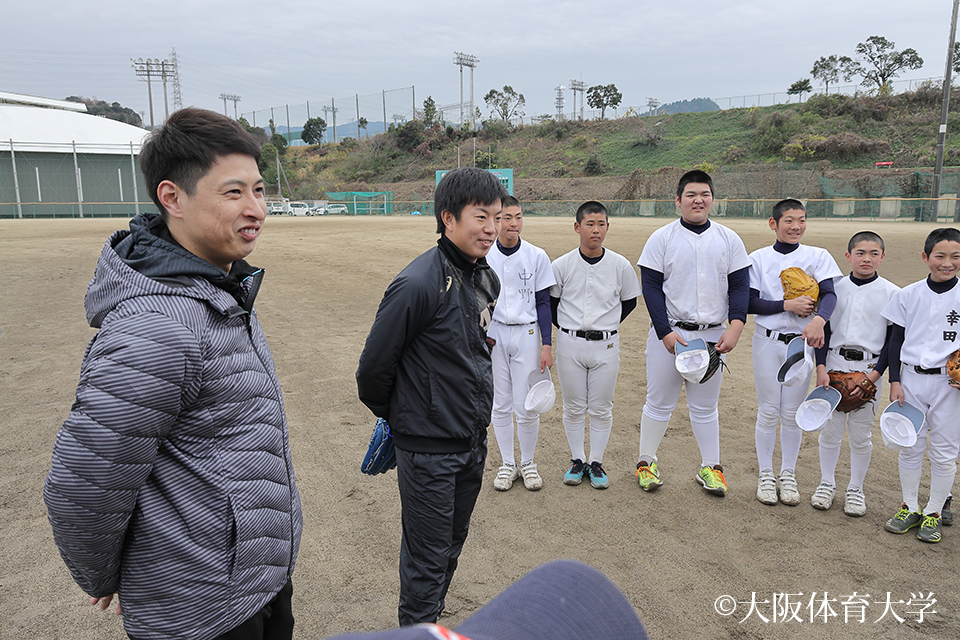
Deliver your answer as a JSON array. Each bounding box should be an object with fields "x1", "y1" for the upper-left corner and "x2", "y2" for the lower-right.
[
  {"x1": 550, "y1": 201, "x2": 641, "y2": 489},
  {"x1": 810, "y1": 231, "x2": 899, "y2": 517},
  {"x1": 636, "y1": 170, "x2": 750, "y2": 497},
  {"x1": 880, "y1": 227, "x2": 960, "y2": 543},
  {"x1": 749, "y1": 199, "x2": 842, "y2": 506},
  {"x1": 486, "y1": 196, "x2": 557, "y2": 492}
]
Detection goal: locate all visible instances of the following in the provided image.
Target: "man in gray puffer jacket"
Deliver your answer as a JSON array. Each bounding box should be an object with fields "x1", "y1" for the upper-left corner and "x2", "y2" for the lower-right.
[{"x1": 44, "y1": 108, "x2": 302, "y2": 640}]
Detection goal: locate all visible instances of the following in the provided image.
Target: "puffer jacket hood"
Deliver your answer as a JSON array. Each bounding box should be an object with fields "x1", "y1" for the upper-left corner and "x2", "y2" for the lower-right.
[{"x1": 87, "y1": 211, "x2": 261, "y2": 328}]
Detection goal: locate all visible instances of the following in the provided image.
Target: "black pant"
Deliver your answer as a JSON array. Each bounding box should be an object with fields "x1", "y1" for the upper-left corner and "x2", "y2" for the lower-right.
[
  {"x1": 395, "y1": 442, "x2": 486, "y2": 626},
  {"x1": 129, "y1": 579, "x2": 294, "y2": 640}
]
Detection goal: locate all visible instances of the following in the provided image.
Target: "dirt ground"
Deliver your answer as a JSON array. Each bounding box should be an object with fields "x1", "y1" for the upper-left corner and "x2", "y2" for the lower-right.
[{"x1": 2, "y1": 214, "x2": 957, "y2": 640}]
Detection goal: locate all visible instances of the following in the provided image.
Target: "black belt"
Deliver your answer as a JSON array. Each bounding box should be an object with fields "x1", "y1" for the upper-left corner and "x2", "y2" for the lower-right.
[
  {"x1": 561, "y1": 327, "x2": 617, "y2": 341},
  {"x1": 915, "y1": 365, "x2": 944, "y2": 375},
  {"x1": 673, "y1": 321, "x2": 721, "y2": 331},
  {"x1": 835, "y1": 347, "x2": 877, "y2": 362},
  {"x1": 765, "y1": 329, "x2": 801, "y2": 345}
]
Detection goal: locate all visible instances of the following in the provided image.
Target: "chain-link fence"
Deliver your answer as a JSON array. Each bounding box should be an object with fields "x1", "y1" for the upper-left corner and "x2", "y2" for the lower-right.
[{"x1": 0, "y1": 142, "x2": 147, "y2": 218}]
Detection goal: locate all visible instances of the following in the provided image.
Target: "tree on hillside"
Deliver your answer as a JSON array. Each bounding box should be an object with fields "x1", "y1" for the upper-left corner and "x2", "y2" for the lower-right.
[
  {"x1": 842, "y1": 36, "x2": 923, "y2": 92},
  {"x1": 65, "y1": 96, "x2": 143, "y2": 127},
  {"x1": 301, "y1": 116, "x2": 327, "y2": 145},
  {"x1": 484, "y1": 85, "x2": 526, "y2": 123},
  {"x1": 587, "y1": 84, "x2": 622, "y2": 120},
  {"x1": 787, "y1": 79, "x2": 813, "y2": 102},
  {"x1": 422, "y1": 96, "x2": 437, "y2": 127},
  {"x1": 811, "y1": 55, "x2": 853, "y2": 94},
  {"x1": 358, "y1": 117, "x2": 368, "y2": 139},
  {"x1": 954, "y1": 42, "x2": 960, "y2": 74},
  {"x1": 238, "y1": 117, "x2": 269, "y2": 145}
]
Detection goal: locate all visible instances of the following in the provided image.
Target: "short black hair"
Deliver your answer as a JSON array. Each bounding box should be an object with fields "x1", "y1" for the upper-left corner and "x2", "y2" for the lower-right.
[
  {"x1": 502, "y1": 195, "x2": 521, "y2": 208},
  {"x1": 772, "y1": 198, "x2": 805, "y2": 222},
  {"x1": 676, "y1": 170, "x2": 714, "y2": 198},
  {"x1": 140, "y1": 108, "x2": 262, "y2": 221},
  {"x1": 924, "y1": 227, "x2": 960, "y2": 255},
  {"x1": 434, "y1": 167, "x2": 507, "y2": 234},
  {"x1": 576, "y1": 200, "x2": 607, "y2": 223},
  {"x1": 847, "y1": 231, "x2": 885, "y2": 252}
]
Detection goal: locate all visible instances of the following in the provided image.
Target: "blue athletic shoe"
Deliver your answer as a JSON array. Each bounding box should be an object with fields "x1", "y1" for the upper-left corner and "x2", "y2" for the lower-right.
[
  {"x1": 586, "y1": 461, "x2": 609, "y2": 489},
  {"x1": 563, "y1": 459, "x2": 586, "y2": 485}
]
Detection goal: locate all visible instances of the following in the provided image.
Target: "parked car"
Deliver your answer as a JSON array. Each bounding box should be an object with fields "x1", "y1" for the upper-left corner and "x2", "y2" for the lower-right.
[
  {"x1": 325, "y1": 204, "x2": 348, "y2": 214},
  {"x1": 306, "y1": 207, "x2": 325, "y2": 216},
  {"x1": 288, "y1": 202, "x2": 311, "y2": 216}
]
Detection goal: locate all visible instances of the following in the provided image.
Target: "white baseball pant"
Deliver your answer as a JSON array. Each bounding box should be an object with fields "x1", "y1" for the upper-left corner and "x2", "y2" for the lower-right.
[
  {"x1": 753, "y1": 331, "x2": 811, "y2": 475},
  {"x1": 556, "y1": 330, "x2": 620, "y2": 464},
  {"x1": 489, "y1": 320, "x2": 543, "y2": 466}
]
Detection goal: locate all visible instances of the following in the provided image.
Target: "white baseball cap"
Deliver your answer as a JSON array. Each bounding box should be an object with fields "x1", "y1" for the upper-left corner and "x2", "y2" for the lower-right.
[
  {"x1": 796, "y1": 386, "x2": 842, "y2": 432},
  {"x1": 524, "y1": 368, "x2": 556, "y2": 415},
  {"x1": 675, "y1": 338, "x2": 709, "y2": 384},
  {"x1": 880, "y1": 401, "x2": 925, "y2": 451},
  {"x1": 778, "y1": 336, "x2": 814, "y2": 387}
]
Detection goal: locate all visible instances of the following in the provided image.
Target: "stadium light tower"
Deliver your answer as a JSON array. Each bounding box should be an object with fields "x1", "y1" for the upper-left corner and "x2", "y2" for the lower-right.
[
  {"x1": 220, "y1": 93, "x2": 242, "y2": 119},
  {"x1": 570, "y1": 80, "x2": 586, "y2": 120},
  {"x1": 453, "y1": 52, "x2": 479, "y2": 129},
  {"x1": 131, "y1": 58, "x2": 158, "y2": 128}
]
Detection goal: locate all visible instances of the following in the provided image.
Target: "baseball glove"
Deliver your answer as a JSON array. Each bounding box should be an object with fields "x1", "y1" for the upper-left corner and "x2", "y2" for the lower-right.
[
  {"x1": 828, "y1": 370, "x2": 877, "y2": 413},
  {"x1": 780, "y1": 267, "x2": 819, "y2": 302},
  {"x1": 948, "y1": 349, "x2": 960, "y2": 388},
  {"x1": 699, "y1": 342, "x2": 726, "y2": 384},
  {"x1": 361, "y1": 418, "x2": 397, "y2": 475}
]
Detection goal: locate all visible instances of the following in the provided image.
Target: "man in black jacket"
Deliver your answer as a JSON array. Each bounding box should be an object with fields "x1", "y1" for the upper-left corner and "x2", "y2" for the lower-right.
[{"x1": 357, "y1": 167, "x2": 506, "y2": 625}]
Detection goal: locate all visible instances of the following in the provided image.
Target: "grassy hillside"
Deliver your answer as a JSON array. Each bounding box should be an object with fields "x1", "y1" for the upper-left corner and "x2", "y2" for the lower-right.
[{"x1": 270, "y1": 84, "x2": 960, "y2": 201}]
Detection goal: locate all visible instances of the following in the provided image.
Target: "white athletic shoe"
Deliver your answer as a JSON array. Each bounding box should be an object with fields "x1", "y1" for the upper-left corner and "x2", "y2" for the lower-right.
[
  {"x1": 810, "y1": 482, "x2": 837, "y2": 510},
  {"x1": 494, "y1": 463, "x2": 519, "y2": 491},
  {"x1": 519, "y1": 461, "x2": 543, "y2": 491},
  {"x1": 757, "y1": 471, "x2": 778, "y2": 505},
  {"x1": 844, "y1": 487, "x2": 867, "y2": 517},
  {"x1": 778, "y1": 470, "x2": 800, "y2": 506}
]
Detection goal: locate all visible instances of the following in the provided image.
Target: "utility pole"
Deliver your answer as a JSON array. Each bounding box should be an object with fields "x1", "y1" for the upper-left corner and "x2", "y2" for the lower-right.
[
  {"x1": 454, "y1": 52, "x2": 479, "y2": 129},
  {"x1": 219, "y1": 93, "x2": 241, "y2": 118},
  {"x1": 932, "y1": 0, "x2": 960, "y2": 220},
  {"x1": 570, "y1": 79, "x2": 586, "y2": 120}
]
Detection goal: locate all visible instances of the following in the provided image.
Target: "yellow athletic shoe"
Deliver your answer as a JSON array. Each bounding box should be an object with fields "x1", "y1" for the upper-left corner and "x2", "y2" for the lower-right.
[
  {"x1": 697, "y1": 465, "x2": 728, "y2": 497},
  {"x1": 636, "y1": 461, "x2": 663, "y2": 492}
]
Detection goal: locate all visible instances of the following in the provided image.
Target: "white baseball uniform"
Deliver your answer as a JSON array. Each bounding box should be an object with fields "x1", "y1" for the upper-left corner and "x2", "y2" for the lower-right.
[
  {"x1": 750, "y1": 244, "x2": 842, "y2": 475},
  {"x1": 487, "y1": 239, "x2": 556, "y2": 466},
  {"x1": 817, "y1": 274, "x2": 899, "y2": 491},
  {"x1": 637, "y1": 220, "x2": 750, "y2": 469},
  {"x1": 881, "y1": 277, "x2": 960, "y2": 515},
  {"x1": 551, "y1": 247, "x2": 641, "y2": 464}
]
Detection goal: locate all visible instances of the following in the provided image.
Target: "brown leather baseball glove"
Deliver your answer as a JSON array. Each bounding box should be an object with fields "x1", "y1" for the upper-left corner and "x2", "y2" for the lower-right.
[
  {"x1": 828, "y1": 370, "x2": 877, "y2": 412},
  {"x1": 948, "y1": 348, "x2": 960, "y2": 388},
  {"x1": 780, "y1": 267, "x2": 819, "y2": 302}
]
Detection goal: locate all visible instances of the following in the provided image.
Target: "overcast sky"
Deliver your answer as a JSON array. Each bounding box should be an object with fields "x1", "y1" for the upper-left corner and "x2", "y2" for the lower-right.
[{"x1": 1, "y1": 0, "x2": 956, "y2": 128}]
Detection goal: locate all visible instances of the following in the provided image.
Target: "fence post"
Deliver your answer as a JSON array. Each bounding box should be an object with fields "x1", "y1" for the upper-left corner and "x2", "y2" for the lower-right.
[
  {"x1": 72, "y1": 141, "x2": 83, "y2": 218},
  {"x1": 130, "y1": 142, "x2": 140, "y2": 216},
  {"x1": 9, "y1": 140, "x2": 23, "y2": 219}
]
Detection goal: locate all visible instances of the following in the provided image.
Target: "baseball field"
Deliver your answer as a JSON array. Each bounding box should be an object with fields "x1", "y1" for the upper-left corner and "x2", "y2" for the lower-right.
[{"x1": 1, "y1": 214, "x2": 955, "y2": 640}]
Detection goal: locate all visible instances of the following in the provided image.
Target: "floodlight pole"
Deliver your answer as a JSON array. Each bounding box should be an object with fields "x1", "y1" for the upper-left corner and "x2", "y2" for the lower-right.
[
  {"x1": 570, "y1": 80, "x2": 586, "y2": 120},
  {"x1": 131, "y1": 58, "x2": 157, "y2": 128},
  {"x1": 219, "y1": 93, "x2": 242, "y2": 119},
  {"x1": 932, "y1": 0, "x2": 960, "y2": 217},
  {"x1": 454, "y1": 52, "x2": 479, "y2": 128}
]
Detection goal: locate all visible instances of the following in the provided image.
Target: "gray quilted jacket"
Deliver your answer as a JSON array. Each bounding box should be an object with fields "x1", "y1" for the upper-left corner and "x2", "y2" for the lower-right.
[{"x1": 44, "y1": 213, "x2": 302, "y2": 640}]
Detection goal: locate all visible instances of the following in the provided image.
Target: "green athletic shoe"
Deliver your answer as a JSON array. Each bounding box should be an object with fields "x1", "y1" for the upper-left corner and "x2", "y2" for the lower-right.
[
  {"x1": 884, "y1": 504, "x2": 922, "y2": 534},
  {"x1": 697, "y1": 465, "x2": 728, "y2": 497},
  {"x1": 636, "y1": 461, "x2": 663, "y2": 491},
  {"x1": 917, "y1": 513, "x2": 943, "y2": 543}
]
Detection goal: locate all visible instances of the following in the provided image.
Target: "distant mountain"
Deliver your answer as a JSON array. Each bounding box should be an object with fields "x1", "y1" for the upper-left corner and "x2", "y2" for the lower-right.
[{"x1": 658, "y1": 98, "x2": 720, "y2": 115}]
